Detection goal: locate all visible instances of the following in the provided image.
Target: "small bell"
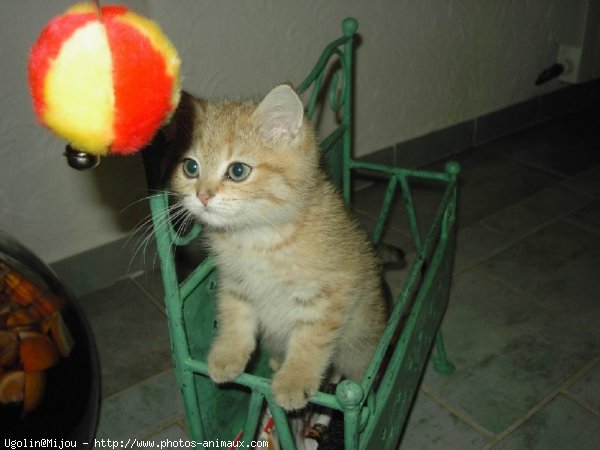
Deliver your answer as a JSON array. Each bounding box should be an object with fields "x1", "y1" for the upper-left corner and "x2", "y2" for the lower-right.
[{"x1": 64, "y1": 145, "x2": 100, "y2": 170}]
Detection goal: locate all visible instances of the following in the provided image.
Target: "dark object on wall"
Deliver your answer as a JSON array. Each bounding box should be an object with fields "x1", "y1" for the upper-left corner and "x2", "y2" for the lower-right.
[{"x1": 535, "y1": 63, "x2": 565, "y2": 85}]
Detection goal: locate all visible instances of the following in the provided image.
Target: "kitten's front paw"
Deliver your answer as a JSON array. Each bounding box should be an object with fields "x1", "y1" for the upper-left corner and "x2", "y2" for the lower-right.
[
  {"x1": 207, "y1": 343, "x2": 251, "y2": 383},
  {"x1": 271, "y1": 369, "x2": 320, "y2": 411}
]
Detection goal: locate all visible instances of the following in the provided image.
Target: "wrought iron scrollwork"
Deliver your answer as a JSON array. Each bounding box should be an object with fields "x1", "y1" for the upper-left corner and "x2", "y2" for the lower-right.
[{"x1": 299, "y1": 41, "x2": 351, "y2": 121}]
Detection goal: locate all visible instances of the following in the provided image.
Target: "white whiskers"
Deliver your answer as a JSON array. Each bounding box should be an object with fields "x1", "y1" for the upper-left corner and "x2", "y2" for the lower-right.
[{"x1": 125, "y1": 191, "x2": 197, "y2": 273}]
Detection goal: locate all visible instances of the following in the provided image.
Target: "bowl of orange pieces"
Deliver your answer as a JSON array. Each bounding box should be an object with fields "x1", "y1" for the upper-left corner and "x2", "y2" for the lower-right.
[
  {"x1": 0, "y1": 260, "x2": 74, "y2": 414},
  {"x1": 0, "y1": 231, "x2": 99, "y2": 442}
]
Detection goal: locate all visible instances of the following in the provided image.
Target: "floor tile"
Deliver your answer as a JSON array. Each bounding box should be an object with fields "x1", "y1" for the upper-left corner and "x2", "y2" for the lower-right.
[
  {"x1": 479, "y1": 220, "x2": 600, "y2": 331},
  {"x1": 480, "y1": 185, "x2": 591, "y2": 240},
  {"x1": 95, "y1": 370, "x2": 184, "y2": 440},
  {"x1": 565, "y1": 199, "x2": 600, "y2": 233},
  {"x1": 132, "y1": 239, "x2": 212, "y2": 310},
  {"x1": 560, "y1": 164, "x2": 600, "y2": 198},
  {"x1": 177, "y1": 417, "x2": 191, "y2": 440},
  {"x1": 384, "y1": 266, "x2": 413, "y2": 302},
  {"x1": 143, "y1": 423, "x2": 190, "y2": 441},
  {"x1": 133, "y1": 267, "x2": 166, "y2": 310},
  {"x1": 51, "y1": 235, "x2": 157, "y2": 298},
  {"x1": 537, "y1": 84, "x2": 590, "y2": 121},
  {"x1": 398, "y1": 390, "x2": 489, "y2": 450},
  {"x1": 490, "y1": 395, "x2": 600, "y2": 450},
  {"x1": 489, "y1": 125, "x2": 600, "y2": 177},
  {"x1": 453, "y1": 223, "x2": 511, "y2": 273},
  {"x1": 423, "y1": 270, "x2": 599, "y2": 434},
  {"x1": 568, "y1": 360, "x2": 600, "y2": 414},
  {"x1": 423, "y1": 147, "x2": 562, "y2": 227},
  {"x1": 78, "y1": 279, "x2": 173, "y2": 397},
  {"x1": 540, "y1": 105, "x2": 600, "y2": 148}
]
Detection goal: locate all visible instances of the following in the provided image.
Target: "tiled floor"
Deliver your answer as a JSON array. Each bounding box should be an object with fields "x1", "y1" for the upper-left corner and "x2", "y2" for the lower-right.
[{"x1": 60, "y1": 104, "x2": 600, "y2": 447}]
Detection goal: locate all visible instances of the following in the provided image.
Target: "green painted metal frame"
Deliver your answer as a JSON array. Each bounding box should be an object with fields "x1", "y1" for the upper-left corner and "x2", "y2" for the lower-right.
[{"x1": 142, "y1": 17, "x2": 459, "y2": 450}]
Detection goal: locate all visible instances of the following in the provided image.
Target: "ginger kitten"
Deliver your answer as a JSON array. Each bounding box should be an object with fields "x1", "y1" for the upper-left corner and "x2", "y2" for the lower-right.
[{"x1": 169, "y1": 85, "x2": 387, "y2": 410}]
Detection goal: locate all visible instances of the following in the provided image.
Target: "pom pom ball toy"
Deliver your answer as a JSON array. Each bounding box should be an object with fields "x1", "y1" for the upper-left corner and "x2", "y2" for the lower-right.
[{"x1": 28, "y1": 1, "x2": 181, "y2": 168}]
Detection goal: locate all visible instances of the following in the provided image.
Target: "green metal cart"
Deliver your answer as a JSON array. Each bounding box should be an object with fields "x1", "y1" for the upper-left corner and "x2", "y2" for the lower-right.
[{"x1": 142, "y1": 17, "x2": 459, "y2": 450}]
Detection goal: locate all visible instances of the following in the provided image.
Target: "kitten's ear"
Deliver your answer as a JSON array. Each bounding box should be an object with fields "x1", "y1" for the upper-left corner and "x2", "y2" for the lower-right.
[{"x1": 252, "y1": 84, "x2": 304, "y2": 142}]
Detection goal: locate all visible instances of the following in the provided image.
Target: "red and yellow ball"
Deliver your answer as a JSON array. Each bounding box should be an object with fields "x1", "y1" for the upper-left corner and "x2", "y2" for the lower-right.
[{"x1": 28, "y1": 3, "x2": 181, "y2": 156}]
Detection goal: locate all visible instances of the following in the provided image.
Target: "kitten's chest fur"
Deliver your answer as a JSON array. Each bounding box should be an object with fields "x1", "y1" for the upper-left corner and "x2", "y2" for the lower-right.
[{"x1": 210, "y1": 221, "x2": 324, "y2": 322}]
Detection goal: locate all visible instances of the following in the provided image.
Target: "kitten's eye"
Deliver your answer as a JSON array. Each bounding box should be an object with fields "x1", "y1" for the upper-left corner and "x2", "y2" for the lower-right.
[
  {"x1": 182, "y1": 158, "x2": 199, "y2": 178},
  {"x1": 226, "y1": 162, "x2": 252, "y2": 182}
]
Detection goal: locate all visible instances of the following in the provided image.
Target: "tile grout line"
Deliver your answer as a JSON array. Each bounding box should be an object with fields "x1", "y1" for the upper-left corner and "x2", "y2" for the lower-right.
[
  {"x1": 453, "y1": 240, "x2": 525, "y2": 276},
  {"x1": 477, "y1": 178, "x2": 594, "y2": 233},
  {"x1": 102, "y1": 366, "x2": 176, "y2": 402},
  {"x1": 71, "y1": 270, "x2": 146, "y2": 299},
  {"x1": 481, "y1": 354, "x2": 600, "y2": 450},
  {"x1": 130, "y1": 275, "x2": 167, "y2": 317},
  {"x1": 355, "y1": 166, "x2": 596, "y2": 274},
  {"x1": 454, "y1": 223, "x2": 548, "y2": 277},
  {"x1": 353, "y1": 207, "x2": 416, "y2": 243},
  {"x1": 177, "y1": 415, "x2": 191, "y2": 436},
  {"x1": 493, "y1": 150, "x2": 570, "y2": 180},
  {"x1": 559, "y1": 390, "x2": 600, "y2": 420},
  {"x1": 471, "y1": 267, "x2": 600, "y2": 334},
  {"x1": 471, "y1": 266, "x2": 565, "y2": 318},
  {"x1": 480, "y1": 398, "x2": 554, "y2": 449},
  {"x1": 472, "y1": 156, "x2": 598, "y2": 229},
  {"x1": 136, "y1": 414, "x2": 189, "y2": 440},
  {"x1": 472, "y1": 265, "x2": 600, "y2": 336},
  {"x1": 562, "y1": 216, "x2": 600, "y2": 238},
  {"x1": 556, "y1": 354, "x2": 600, "y2": 392},
  {"x1": 559, "y1": 177, "x2": 600, "y2": 200},
  {"x1": 454, "y1": 192, "x2": 597, "y2": 277},
  {"x1": 352, "y1": 179, "x2": 377, "y2": 193},
  {"x1": 451, "y1": 222, "x2": 524, "y2": 275},
  {"x1": 419, "y1": 385, "x2": 497, "y2": 442}
]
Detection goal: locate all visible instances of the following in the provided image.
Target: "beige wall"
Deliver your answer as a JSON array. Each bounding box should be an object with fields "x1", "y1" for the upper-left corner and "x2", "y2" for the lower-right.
[{"x1": 0, "y1": 0, "x2": 594, "y2": 263}]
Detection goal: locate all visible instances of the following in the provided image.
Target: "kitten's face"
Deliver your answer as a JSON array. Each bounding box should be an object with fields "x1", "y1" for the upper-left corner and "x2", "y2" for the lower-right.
[{"x1": 170, "y1": 85, "x2": 317, "y2": 230}]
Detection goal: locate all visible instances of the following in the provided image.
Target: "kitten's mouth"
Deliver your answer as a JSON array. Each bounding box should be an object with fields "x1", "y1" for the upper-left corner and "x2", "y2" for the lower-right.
[
  {"x1": 191, "y1": 206, "x2": 230, "y2": 229},
  {"x1": 182, "y1": 195, "x2": 254, "y2": 230}
]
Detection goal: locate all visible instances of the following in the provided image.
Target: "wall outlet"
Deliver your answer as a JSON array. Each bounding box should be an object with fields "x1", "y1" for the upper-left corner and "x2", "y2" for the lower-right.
[{"x1": 558, "y1": 44, "x2": 583, "y2": 84}]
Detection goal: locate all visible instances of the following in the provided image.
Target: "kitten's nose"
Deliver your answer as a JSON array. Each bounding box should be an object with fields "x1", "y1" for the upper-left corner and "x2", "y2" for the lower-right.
[{"x1": 197, "y1": 190, "x2": 213, "y2": 206}]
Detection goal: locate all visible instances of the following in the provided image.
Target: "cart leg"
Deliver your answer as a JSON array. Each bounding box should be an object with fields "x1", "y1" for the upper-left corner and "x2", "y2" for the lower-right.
[
  {"x1": 431, "y1": 331, "x2": 455, "y2": 375},
  {"x1": 180, "y1": 370, "x2": 205, "y2": 441}
]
